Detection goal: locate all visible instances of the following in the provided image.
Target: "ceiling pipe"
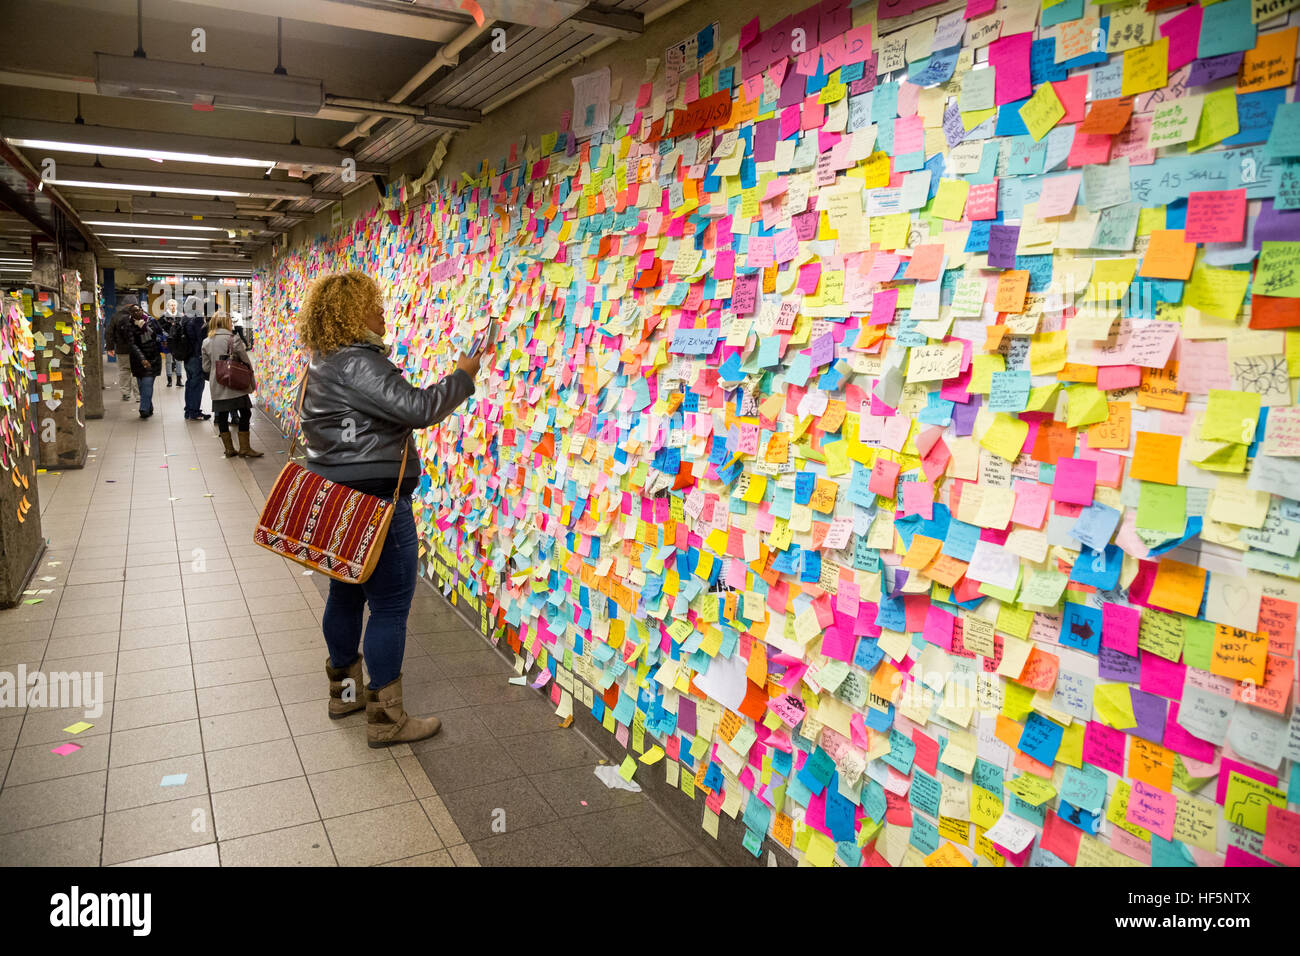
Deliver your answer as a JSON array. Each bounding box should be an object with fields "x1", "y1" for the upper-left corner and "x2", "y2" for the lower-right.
[
  {"x1": 334, "y1": 19, "x2": 492, "y2": 149},
  {"x1": 479, "y1": 0, "x2": 696, "y2": 117}
]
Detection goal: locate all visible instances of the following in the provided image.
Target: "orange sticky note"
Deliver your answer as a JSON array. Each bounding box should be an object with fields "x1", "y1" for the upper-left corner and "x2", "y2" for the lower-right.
[
  {"x1": 902, "y1": 534, "x2": 943, "y2": 570},
  {"x1": 1147, "y1": 557, "x2": 1206, "y2": 617},
  {"x1": 1078, "y1": 97, "x2": 1134, "y2": 135},
  {"x1": 1210, "y1": 624, "x2": 1268, "y2": 685},
  {"x1": 1139, "y1": 229, "x2": 1197, "y2": 280},
  {"x1": 927, "y1": 554, "x2": 968, "y2": 588},
  {"x1": 1129, "y1": 431, "x2": 1181, "y2": 484},
  {"x1": 1138, "y1": 362, "x2": 1187, "y2": 413},
  {"x1": 1128, "y1": 737, "x2": 1174, "y2": 791},
  {"x1": 985, "y1": 324, "x2": 1009, "y2": 351},
  {"x1": 1087, "y1": 402, "x2": 1131, "y2": 450},
  {"x1": 1237, "y1": 27, "x2": 1298, "y2": 93},
  {"x1": 995, "y1": 714, "x2": 1023, "y2": 750},
  {"x1": 995, "y1": 270, "x2": 1029, "y2": 313}
]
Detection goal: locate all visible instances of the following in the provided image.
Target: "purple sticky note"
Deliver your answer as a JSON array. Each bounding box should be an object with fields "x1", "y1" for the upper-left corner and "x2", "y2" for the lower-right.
[
  {"x1": 811, "y1": 331, "x2": 835, "y2": 368},
  {"x1": 950, "y1": 397, "x2": 981, "y2": 437},
  {"x1": 1188, "y1": 52, "x2": 1243, "y2": 87},
  {"x1": 753, "y1": 118, "x2": 780, "y2": 163},
  {"x1": 677, "y1": 697, "x2": 697, "y2": 736},
  {"x1": 988, "y1": 224, "x2": 1021, "y2": 269},
  {"x1": 1099, "y1": 645, "x2": 1141, "y2": 682},
  {"x1": 50, "y1": 743, "x2": 81, "y2": 756},
  {"x1": 1128, "y1": 688, "x2": 1168, "y2": 744},
  {"x1": 1254, "y1": 199, "x2": 1300, "y2": 249},
  {"x1": 780, "y1": 63, "x2": 805, "y2": 108}
]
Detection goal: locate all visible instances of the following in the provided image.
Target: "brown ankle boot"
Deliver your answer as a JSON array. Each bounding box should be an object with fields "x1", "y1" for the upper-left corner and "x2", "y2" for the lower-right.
[
  {"x1": 219, "y1": 432, "x2": 237, "y2": 457},
  {"x1": 237, "y1": 430, "x2": 263, "y2": 457},
  {"x1": 325, "y1": 656, "x2": 365, "y2": 719},
  {"x1": 366, "y1": 675, "x2": 440, "y2": 748}
]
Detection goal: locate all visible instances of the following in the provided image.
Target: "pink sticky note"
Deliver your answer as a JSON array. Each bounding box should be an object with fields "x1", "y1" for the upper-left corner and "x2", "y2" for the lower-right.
[
  {"x1": 1067, "y1": 130, "x2": 1112, "y2": 167},
  {"x1": 923, "y1": 605, "x2": 956, "y2": 650},
  {"x1": 1052, "y1": 457, "x2": 1097, "y2": 506},
  {"x1": 1263, "y1": 805, "x2": 1300, "y2": 867},
  {"x1": 988, "y1": 32, "x2": 1033, "y2": 105},
  {"x1": 1184, "y1": 189, "x2": 1247, "y2": 244},
  {"x1": 902, "y1": 480, "x2": 934, "y2": 519},
  {"x1": 1096, "y1": 364, "x2": 1142, "y2": 390},
  {"x1": 1054, "y1": 75, "x2": 1089, "y2": 126},
  {"x1": 1139, "y1": 651, "x2": 1186, "y2": 699},
  {"x1": 1102, "y1": 602, "x2": 1140, "y2": 655},
  {"x1": 966, "y1": 181, "x2": 1000, "y2": 220},
  {"x1": 1082, "y1": 721, "x2": 1126, "y2": 775},
  {"x1": 50, "y1": 743, "x2": 81, "y2": 756},
  {"x1": 1126, "y1": 781, "x2": 1177, "y2": 840},
  {"x1": 740, "y1": 16, "x2": 761, "y2": 50},
  {"x1": 1037, "y1": 174, "x2": 1081, "y2": 218},
  {"x1": 1161, "y1": 5, "x2": 1203, "y2": 72},
  {"x1": 1010, "y1": 478, "x2": 1051, "y2": 528},
  {"x1": 870, "y1": 288, "x2": 899, "y2": 326},
  {"x1": 869, "y1": 458, "x2": 901, "y2": 496}
]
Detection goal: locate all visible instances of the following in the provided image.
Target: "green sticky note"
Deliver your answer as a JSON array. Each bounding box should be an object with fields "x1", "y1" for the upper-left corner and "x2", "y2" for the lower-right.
[
  {"x1": 1065, "y1": 384, "x2": 1109, "y2": 428},
  {"x1": 1188, "y1": 87, "x2": 1239, "y2": 153},
  {"x1": 1182, "y1": 618, "x2": 1216, "y2": 671},
  {"x1": 1255, "y1": 242, "x2": 1300, "y2": 297},
  {"x1": 1137, "y1": 481, "x2": 1187, "y2": 534},
  {"x1": 1201, "y1": 389, "x2": 1261, "y2": 445},
  {"x1": 618, "y1": 755, "x2": 637, "y2": 782},
  {"x1": 1021, "y1": 569, "x2": 1069, "y2": 608}
]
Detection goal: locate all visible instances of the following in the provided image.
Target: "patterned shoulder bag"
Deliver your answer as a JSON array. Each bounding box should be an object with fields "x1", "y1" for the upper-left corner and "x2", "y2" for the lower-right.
[{"x1": 253, "y1": 368, "x2": 409, "y2": 583}]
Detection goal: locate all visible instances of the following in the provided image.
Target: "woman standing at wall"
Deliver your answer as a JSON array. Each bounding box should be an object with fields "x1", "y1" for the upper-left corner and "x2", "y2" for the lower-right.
[
  {"x1": 296, "y1": 271, "x2": 482, "y2": 747},
  {"x1": 201, "y1": 312, "x2": 262, "y2": 458}
]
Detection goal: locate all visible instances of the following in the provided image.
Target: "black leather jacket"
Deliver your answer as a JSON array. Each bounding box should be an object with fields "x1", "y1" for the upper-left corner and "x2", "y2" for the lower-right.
[{"x1": 300, "y1": 342, "x2": 474, "y2": 489}]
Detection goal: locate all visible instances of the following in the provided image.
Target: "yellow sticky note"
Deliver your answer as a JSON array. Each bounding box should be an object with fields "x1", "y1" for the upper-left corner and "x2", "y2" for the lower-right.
[
  {"x1": 1007, "y1": 774, "x2": 1056, "y2": 807},
  {"x1": 619, "y1": 755, "x2": 637, "y2": 781},
  {"x1": 639, "y1": 745, "x2": 666, "y2": 764},
  {"x1": 1223, "y1": 773, "x2": 1285, "y2": 833},
  {"x1": 62, "y1": 721, "x2": 94, "y2": 735},
  {"x1": 1188, "y1": 87, "x2": 1239, "y2": 154},
  {"x1": 1121, "y1": 37, "x2": 1169, "y2": 97},
  {"x1": 980, "y1": 413, "x2": 1029, "y2": 462},
  {"x1": 1019, "y1": 81, "x2": 1065, "y2": 141},
  {"x1": 1094, "y1": 683, "x2": 1137, "y2": 729},
  {"x1": 1185, "y1": 261, "x2": 1250, "y2": 320},
  {"x1": 932, "y1": 180, "x2": 970, "y2": 221}
]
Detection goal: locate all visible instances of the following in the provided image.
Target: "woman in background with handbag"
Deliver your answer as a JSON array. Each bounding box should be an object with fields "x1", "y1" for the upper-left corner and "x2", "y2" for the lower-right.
[
  {"x1": 295, "y1": 271, "x2": 482, "y2": 747},
  {"x1": 202, "y1": 311, "x2": 263, "y2": 459}
]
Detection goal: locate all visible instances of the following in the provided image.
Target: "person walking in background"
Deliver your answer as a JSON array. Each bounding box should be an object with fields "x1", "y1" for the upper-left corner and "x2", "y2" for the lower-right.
[
  {"x1": 106, "y1": 299, "x2": 139, "y2": 403},
  {"x1": 179, "y1": 306, "x2": 210, "y2": 421},
  {"x1": 201, "y1": 312, "x2": 262, "y2": 458},
  {"x1": 124, "y1": 304, "x2": 164, "y2": 420},
  {"x1": 296, "y1": 271, "x2": 482, "y2": 747},
  {"x1": 159, "y1": 299, "x2": 184, "y2": 387}
]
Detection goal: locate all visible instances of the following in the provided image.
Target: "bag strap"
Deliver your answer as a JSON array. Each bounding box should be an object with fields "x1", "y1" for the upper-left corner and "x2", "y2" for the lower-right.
[{"x1": 293, "y1": 363, "x2": 412, "y2": 501}]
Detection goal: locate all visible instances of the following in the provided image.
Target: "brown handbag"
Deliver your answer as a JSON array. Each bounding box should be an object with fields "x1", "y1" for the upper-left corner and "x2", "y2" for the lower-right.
[{"x1": 216, "y1": 333, "x2": 255, "y2": 391}]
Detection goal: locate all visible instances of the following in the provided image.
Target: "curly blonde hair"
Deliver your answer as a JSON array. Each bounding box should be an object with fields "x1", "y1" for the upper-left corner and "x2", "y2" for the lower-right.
[{"x1": 296, "y1": 271, "x2": 379, "y2": 354}]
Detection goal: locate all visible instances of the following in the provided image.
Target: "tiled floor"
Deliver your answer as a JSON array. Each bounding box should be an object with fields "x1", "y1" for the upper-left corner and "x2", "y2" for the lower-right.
[{"x1": 0, "y1": 357, "x2": 721, "y2": 867}]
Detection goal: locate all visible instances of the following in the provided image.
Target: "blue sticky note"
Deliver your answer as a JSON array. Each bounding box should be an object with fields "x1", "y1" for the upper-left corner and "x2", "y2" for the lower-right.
[
  {"x1": 1198, "y1": 0, "x2": 1255, "y2": 59},
  {"x1": 160, "y1": 774, "x2": 188, "y2": 787},
  {"x1": 1018, "y1": 712, "x2": 1065, "y2": 766},
  {"x1": 1060, "y1": 602, "x2": 1103, "y2": 655},
  {"x1": 1071, "y1": 502, "x2": 1121, "y2": 553},
  {"x1": 1060, "y1": 764, "x2": 1108, "y2": 813},
  {"x1": 1069, "y1": 543, "x2": 1122, "y2": 591}
]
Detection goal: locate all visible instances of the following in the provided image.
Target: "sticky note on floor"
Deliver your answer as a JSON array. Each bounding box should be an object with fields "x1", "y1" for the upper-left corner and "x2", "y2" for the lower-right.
[
  {"x1": 62, "y1": 722, "x2": 94, "y2": 735},
  {"x1": 618, "y1": 755, "x2": 638, "y2": 781}
]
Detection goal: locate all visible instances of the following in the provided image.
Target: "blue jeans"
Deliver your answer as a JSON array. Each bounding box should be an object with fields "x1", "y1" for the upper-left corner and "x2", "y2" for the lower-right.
[
  {"x1": 183, "y1": 355, "x2": 205, "y2": 417},
  {"x1": 322, "y1": 496, "x2": 417, "y2": 690},
  {"x1": 137, "y1": 376, "x2": 155, "y2": 415},
  {"x1": 167, "y1": 353, "x2": 183, "y2": 380}
]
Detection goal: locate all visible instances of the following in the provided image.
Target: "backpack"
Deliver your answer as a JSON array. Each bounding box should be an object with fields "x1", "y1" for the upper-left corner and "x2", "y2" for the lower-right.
[{"x1": 170, "y1": 318, "x2": 196, "y2": 361}]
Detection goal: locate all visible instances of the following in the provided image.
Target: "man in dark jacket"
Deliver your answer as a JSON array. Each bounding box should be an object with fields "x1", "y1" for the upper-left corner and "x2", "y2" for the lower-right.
[
  {"x1": 124, "y1": 305, "x2": 165, "y2": 419},
  {"x1": 181, "y1": 311, "x2": 210, "y2": 421},
  {"x1": 106, "y1": 303, "x2": 139, "y2": 402},
  {"x1": 158, "y1": 300, "x2": 184, "y2": 387}
]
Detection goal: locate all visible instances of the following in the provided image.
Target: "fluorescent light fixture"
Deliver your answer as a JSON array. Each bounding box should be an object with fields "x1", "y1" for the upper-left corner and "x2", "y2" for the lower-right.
[
  {"x1": 96, "y1": 232, "x2": 221, "y2": 241},
  {"x1": 111, "y1": 250, "x2": 207, "y2": 257},
  {"x1": 6, "y1": 137, "x2": 271, "y2": 168},
  {"x1": 51, "y1": 178, "x2": 245, "y2": 197},
  {"x1": 84, "y1": 219, "x2": 226, "y2": 232}
]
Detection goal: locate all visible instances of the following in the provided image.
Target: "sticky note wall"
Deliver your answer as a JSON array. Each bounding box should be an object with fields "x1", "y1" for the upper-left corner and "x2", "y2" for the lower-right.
[
  {"x1": 1, "y1": 295, "x2": 36, "y2": 473},
  {"x1": 256, "y1": 0, "x2": 1300, "y2": 867}
]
